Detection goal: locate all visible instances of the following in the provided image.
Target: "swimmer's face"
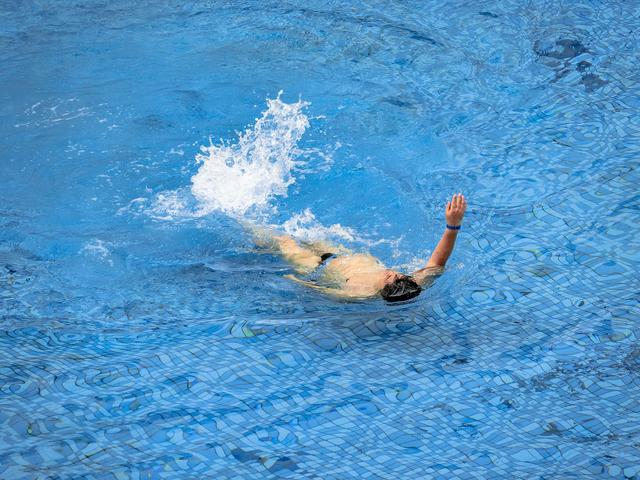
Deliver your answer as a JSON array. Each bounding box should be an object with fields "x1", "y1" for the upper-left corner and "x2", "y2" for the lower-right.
[{"x1": 383, "y1": 270, "x2": 406, "y2": 286}]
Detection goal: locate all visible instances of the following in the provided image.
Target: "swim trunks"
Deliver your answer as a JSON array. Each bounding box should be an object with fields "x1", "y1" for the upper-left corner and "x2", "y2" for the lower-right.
[
  {"x1": 302, "y1": 252, "x2": 340, "y2": 286},
  {"x1": 319, "y1": 252, "x2": 334, "y2": 264}
]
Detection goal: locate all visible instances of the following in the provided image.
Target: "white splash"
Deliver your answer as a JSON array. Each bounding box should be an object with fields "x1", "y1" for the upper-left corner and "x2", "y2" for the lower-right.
[
  {"x1": 80, "y1": 239, "x2": 113, "y2": 266},
  {"x1": 145, "y1": 189, "x2": 195, "y2": 221},
  {"x1": 125, "y1": 95, "x2": 371, "y2": 251},
  {"x1": 191, "y1": 93, "x2": 310, "y2": 216},
  {"x1": 281, "y1": 209, "x2": 357, "y2": 243},
  {"x1": 116, "y1": 190, "x2": 198, "y2": 221}
]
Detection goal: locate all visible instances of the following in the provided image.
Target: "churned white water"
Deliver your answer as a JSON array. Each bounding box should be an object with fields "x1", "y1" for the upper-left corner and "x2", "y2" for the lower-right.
[
  {"x1": 191, "y1": 93, "x2": 310, "y2": 217},
  {"x1": 281, "y1": 209, "x2": 357, "y2": 242},
  {"x1": 137, "y1": 94, "x2": 366, "y2": 248}
]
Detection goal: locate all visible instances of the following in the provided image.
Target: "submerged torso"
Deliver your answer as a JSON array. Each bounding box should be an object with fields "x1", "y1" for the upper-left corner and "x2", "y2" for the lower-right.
[{"x1": 322, "y1": 253, "x2": 386, "y2": 297}]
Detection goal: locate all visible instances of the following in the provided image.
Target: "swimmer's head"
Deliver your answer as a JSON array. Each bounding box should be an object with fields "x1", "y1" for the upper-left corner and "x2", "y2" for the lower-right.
[{"x1": 380, "y1": 272, "x2": 422, "y2": 302}]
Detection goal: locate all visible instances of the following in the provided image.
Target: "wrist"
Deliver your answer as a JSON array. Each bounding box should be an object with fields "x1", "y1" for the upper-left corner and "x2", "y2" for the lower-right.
[{"x1": 446, "y1": 224, "x2": 461, "y2": 230}]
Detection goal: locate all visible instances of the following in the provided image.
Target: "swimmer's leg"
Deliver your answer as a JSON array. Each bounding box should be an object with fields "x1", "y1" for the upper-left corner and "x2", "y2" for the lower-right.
[
  {"x1": 243, "y1": 222, "x2": 323, "y2": 273},
  {"x1": 300, "y1": 239, "x2": 353, "y2": 256},
  {"x1": 272, "y1": 235, "x2": 324, "y2": 273},
  {"x1": 244, "y1": 222, "x2": 280, "y2": 250}
]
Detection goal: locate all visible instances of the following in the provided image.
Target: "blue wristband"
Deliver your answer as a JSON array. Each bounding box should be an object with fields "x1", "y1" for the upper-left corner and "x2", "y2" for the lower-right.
[{"x1": 446, "y1": 224, "x2": 461, "y2": 230}]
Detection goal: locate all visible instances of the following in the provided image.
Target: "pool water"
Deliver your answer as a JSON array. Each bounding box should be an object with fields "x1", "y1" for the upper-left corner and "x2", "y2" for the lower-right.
[{"x1": 1, "y1": 1, "x2": 639, "y2": 478}]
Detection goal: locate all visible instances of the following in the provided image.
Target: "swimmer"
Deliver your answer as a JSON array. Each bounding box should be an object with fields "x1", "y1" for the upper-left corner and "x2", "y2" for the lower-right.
[{"x1": 253, "y1": 193, "x2": 467, "y2": 302}]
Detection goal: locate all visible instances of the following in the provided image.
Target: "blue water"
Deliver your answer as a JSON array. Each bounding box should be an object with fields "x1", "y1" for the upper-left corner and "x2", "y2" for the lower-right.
[{"x1": 1, "y1": 1, "x2": 639, "y2": 478}]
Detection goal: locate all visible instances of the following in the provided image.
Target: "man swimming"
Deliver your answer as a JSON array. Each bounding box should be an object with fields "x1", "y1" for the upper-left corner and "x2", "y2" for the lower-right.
[{"x1": 254, "y1": 193, "x2": 467, "y2": 302}]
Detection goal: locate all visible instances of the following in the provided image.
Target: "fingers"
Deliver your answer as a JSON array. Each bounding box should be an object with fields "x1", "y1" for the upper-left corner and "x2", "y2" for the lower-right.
[{"x1": 450, "y1": 193, "x2": 466, "y2": 210}]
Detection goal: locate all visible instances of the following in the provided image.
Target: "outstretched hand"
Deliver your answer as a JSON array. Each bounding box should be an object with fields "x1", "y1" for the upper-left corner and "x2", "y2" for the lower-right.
[{"x1": 445, "y1": 193, "x2": 467, "y2": 226}]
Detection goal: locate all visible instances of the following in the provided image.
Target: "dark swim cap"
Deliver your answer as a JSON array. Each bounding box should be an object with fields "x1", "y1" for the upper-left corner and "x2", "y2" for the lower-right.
[{"x1": 380, "y1": 276, "x2": 422, "y2": 302}]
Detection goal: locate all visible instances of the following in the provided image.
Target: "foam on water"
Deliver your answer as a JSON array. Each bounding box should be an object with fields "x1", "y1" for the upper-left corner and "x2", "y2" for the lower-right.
[
  {"x1": 134, "y1": 94, "x2": 392, "y2": 253},
  {"x1": 191, "y1": 93, "x2": 310, "y2": 217},
  {"x1": 281, "y1": 209, "x2": 357, "y2": 243},
  {"x1": 123, "y1": 94, "x2": 406, "y2": 257},
  {"x1": 80, "y1": 239, "x2": 113, "y2": 266}
]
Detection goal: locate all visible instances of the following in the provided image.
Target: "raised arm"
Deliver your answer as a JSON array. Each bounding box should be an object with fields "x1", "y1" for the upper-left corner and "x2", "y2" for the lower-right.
[{"x1": 413, "y1": 193, "x2": 467, "y2": 283}]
